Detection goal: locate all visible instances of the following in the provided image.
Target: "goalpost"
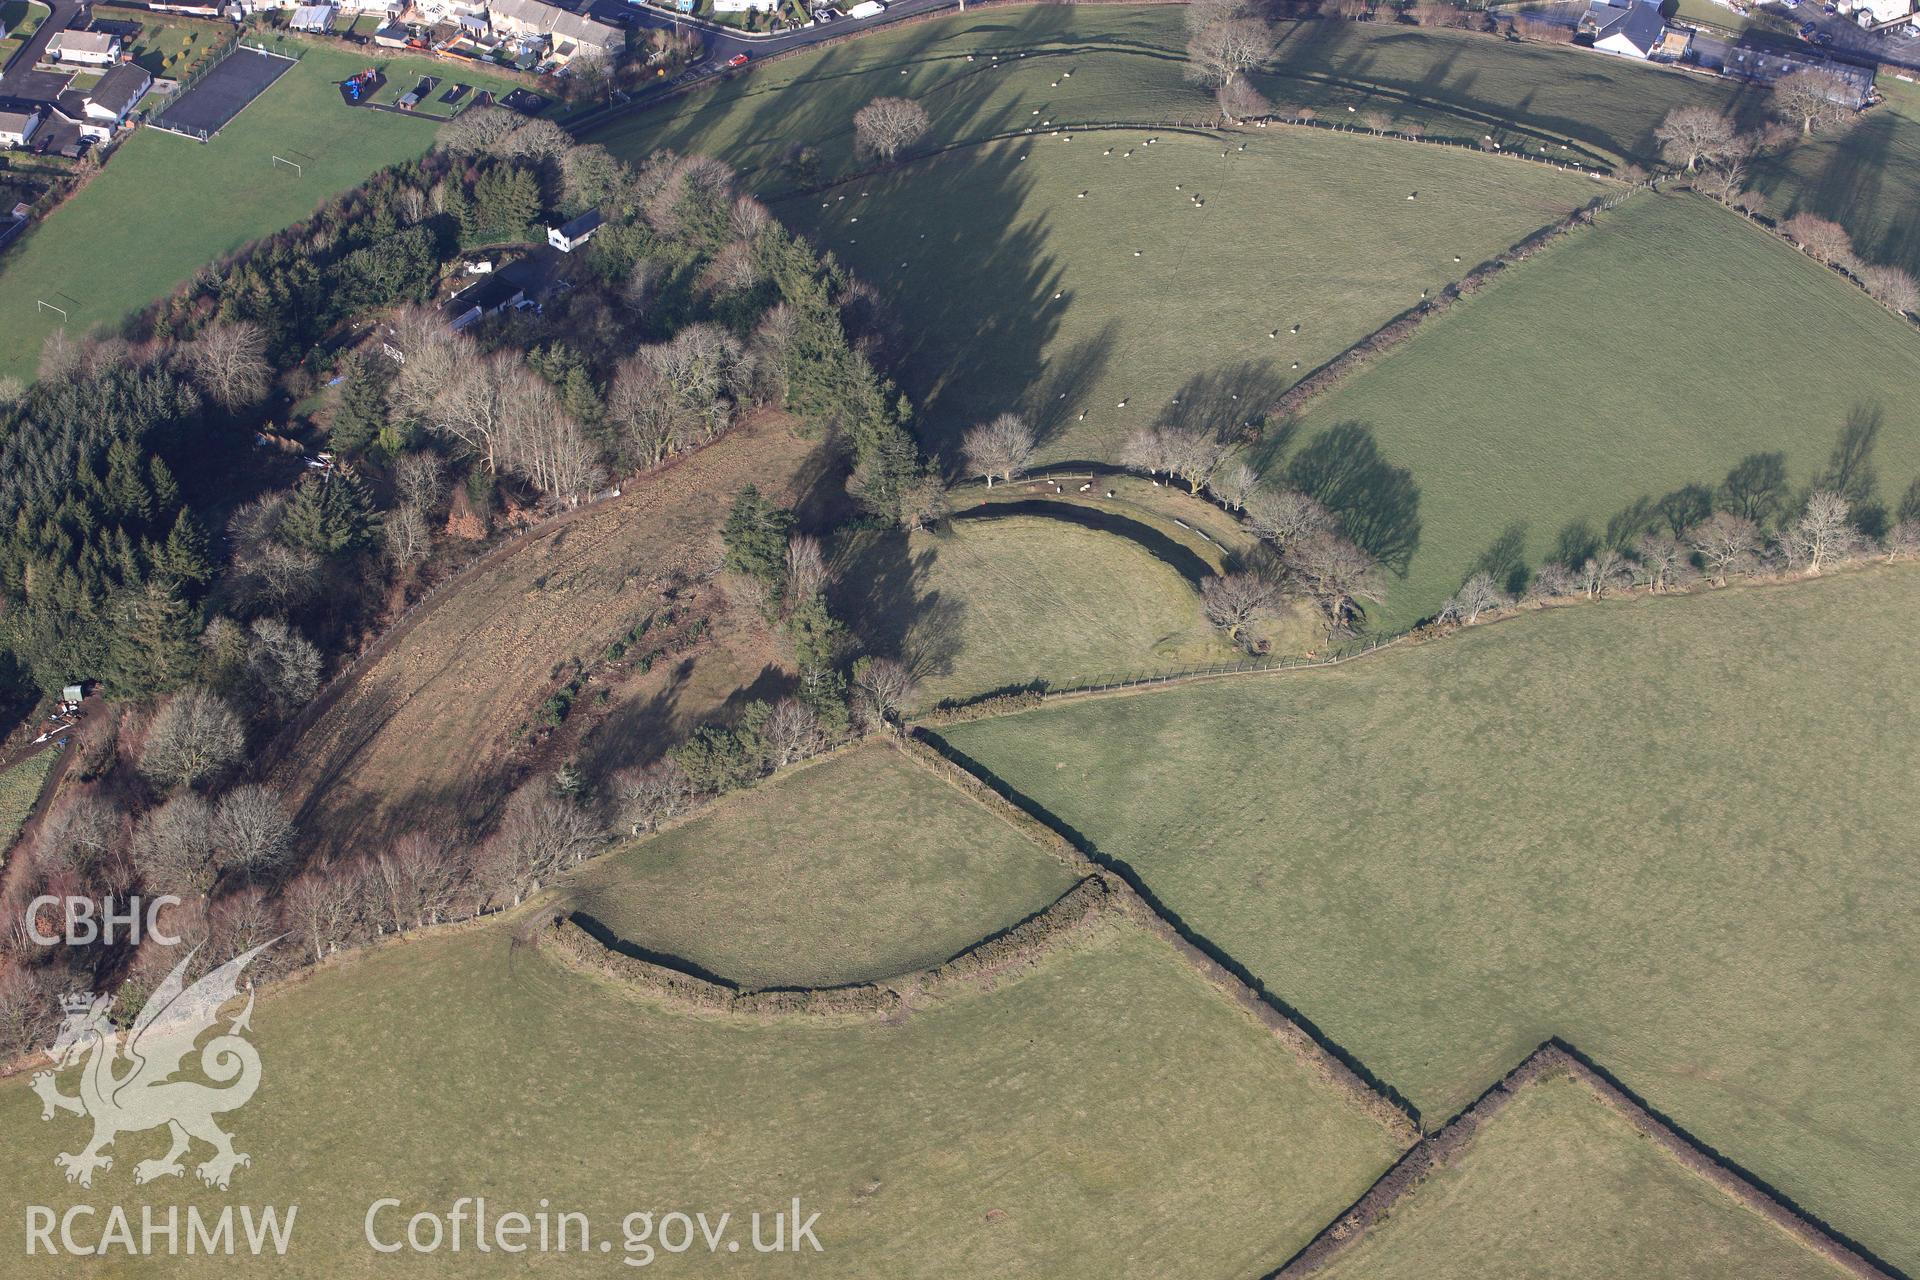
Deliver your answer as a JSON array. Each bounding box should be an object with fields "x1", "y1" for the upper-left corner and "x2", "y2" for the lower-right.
[
  {"x1": 36, "y1": 300, "x2": 67, "y2": 322},
  {"x1": 271, "y1": 155, "x2": 304, "y2": 176}
]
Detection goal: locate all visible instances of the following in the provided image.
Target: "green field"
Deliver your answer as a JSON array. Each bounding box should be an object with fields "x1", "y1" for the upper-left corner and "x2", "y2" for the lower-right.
[
  {"x1": 1311, "y1": 1072, "x2": 1850, "y2": 1280},
  {"x1": 0, "y1": 919, "x2": 1404, "y2": 1277},
  {"x1": 584, "y1": 6, "x2": 1209, "y2": 189},
  {"x1": 561, "y1": 743, "x2": 1077, "y2": 987},
  {"x1": 586, "y1": 9, "x2": 1755, "y2": 186},
  {"x1": 0, "y1": 748, "x2": 53, "y2": 859},
  {"x1": 1282, "y1": 190, "x2": 1920, "y2": 627},
  {"x1": 782, "y1": 126, "x2": 1596, "y2": 465},
  {"x1": 945, "y1": 566, "x2": 1920, "y2": 1271},
  {"x1": 0, "y1": 45, "x2": 522, "y2": 380},
  {"x1": 831, "y1": 514, "x2": 1241, "y2": 704}
]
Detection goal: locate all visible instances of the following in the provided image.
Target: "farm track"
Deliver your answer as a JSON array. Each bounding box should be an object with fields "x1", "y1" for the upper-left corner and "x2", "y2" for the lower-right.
[{"x1": 274, "y1": 419, "x2": 827, "y2": 859}]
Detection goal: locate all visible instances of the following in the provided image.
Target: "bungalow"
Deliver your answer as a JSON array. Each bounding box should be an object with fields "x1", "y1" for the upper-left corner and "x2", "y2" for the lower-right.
[
  {"x1": 1580, "y1": 0, "x2": 1669, "y2": 59},
  {"x1": 443, "y1": 272, "x2": 526, "y2": 331},
  {"x1": 546, "y1": 209, "x2": 601, "y2": 253},
  {"x1": 46, "y1": 31, "x2": 124, "y2": 66},
  {"x1": 58, "y1": 63, "x2": 153, "y2": 141},
  {"x1": 486, "y1": 0, "x2": 621, "y2": 60},
  {"x1": 0, "y1": 108, "x2": 43, "y2": 150}
]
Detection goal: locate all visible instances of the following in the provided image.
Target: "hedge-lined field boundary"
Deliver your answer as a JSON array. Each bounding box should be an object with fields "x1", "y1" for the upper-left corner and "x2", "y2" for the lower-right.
[
  {"x1": 894, "y1": 732, "x2": 1423, "y2": 1143},
  {"x1": 1270, "y1": 188, "x2": 1625, "y2": 423},
  {"x1": 542, "y1": 872, "x2": 1119, "y2": 1020},
  {"x1": 1273, "y1": 1040, "x2": 1901, "y2": 1279}
]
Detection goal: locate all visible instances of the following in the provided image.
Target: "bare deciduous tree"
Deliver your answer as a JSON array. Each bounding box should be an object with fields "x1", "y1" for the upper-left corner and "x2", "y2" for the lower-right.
[
  {"x1": 479, "y1": 788, "x2": 599, "y2": 906},
  {"x1": 1186, "y1": 18, "x2": 1276, "y2": 89},
  {"x1": 1201, "y1": 570, "x2": 1283, "y2": 638},
  {"x1": 1217, "y1": 77, "x2": 1270, "y2": 125},
  {"x1": 1861, "y1": 264, "x2": 1919, "y2": 317},
  {"x1": 1208, "y1": 462, "x2": 1261, "y2": 511},
  {"x1": 1787, "y1": 490, "x2": 1857, "y2": 574},
  {"x1": 1772, "y1": 70, "x2": 1855, "y2": 136},
  {"x1": 394, "y1": 450, "x2": 447, "y2": 513},
  {"x1": 141, "y1": 689, "x2": 246, "y2": 791},
  {"x1": 611, "y1": 758, "x2": 698, "y2": 835},
  {"x1": 1633, "y1": 533, "x2": 1693, "y2": 593},
  {"x1": 853, "y1": 97, "x2": 930, "y2": 163},
  {"x1": 1780, "y1": 214, "x2": 1856, "y2": 270},
  {"x1": 369, "y1": 830, "x2": 468, "y2": 933},
  {"x1": 851, "y1": 655, "x2": 919, "y2": 730},
  {"x1": 187, "y1": 321, "x2": 271, "y2": 410},
  {"x1": 785, "y1": 535, "x2": 829, "y2": 603},
  {"x1": 282, "y1": 866, "x2": 362, "y2": 964},
  {"x1": 1284, "y1": 529, "x2": 1384, "y2": 632},
  {"x1": 1439, "y1": 572, "x2": 1509, "y2": 624},
  {"x1": 764, "y1": 698, "x2": 825, "y2": 767},
  {"x1": 1654, "y1": 107, "x2": 1743, "y2": 173},
  {"x1": 1244, "y1": 488, "x2": 1331, "y2": 549},
  {"x1": 131, "y1": 792, "x2": 218, "y2": 898},
  {"x1": 383, "y1": 502, "x2": 433, "y2": 571},
  {"x1": 246, "y1": 617, "x2": 322, "y2": 715},
  {"x1": 213, "y1": 785, "x2": 294, "y2": 882},
  {"x1": 962, "y1": 413, "x2": 1036, "y2": 487},
  {"x1": 1688, "y1": 512, "x2": 1760, "y2": 586},
  {"x1": 1885, "y1": 520, "x2": 1920, "y2": 562}
]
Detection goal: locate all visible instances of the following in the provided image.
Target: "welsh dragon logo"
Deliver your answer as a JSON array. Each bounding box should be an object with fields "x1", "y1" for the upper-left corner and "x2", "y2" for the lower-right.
[{"x1": 31, "y1": 941, "x2": 275, "y2": 1190}]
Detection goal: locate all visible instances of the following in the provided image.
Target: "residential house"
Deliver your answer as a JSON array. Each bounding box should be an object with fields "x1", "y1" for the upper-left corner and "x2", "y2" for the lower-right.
[
  {"x1": 56, "y1": 63, "x2": 152, "y2": 141},
  {"x1": 546, "y1": 209, "x2": 601, "y2": 253},
  {"x1": 46, "y1": 31, "x2": 124, "y2": 66},
  {"x1": 1580, "y1": 0, "x2": 1670, "y2": 59},
  {"x1": 486, "y1": 0, "x2": 621, "y2": 62},
  {"x1": 0, "y1": 107, "x2": 44, "y2": 150}
]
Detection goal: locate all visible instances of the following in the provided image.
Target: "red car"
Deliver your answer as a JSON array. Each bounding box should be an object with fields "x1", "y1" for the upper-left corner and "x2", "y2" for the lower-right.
[{"x1": 726, "y1": 53, "x2": 750, "y2": 67}]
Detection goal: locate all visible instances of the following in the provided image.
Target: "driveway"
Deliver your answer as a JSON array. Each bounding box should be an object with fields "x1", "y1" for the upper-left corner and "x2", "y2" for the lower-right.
[{"x1": 0, "y1": 0, "x2": 81, "y2": 102}]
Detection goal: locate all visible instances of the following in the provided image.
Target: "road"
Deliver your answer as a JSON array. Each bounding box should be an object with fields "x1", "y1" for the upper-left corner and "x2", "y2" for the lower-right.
[
  {"x1": 583, "y1": 0, "x2": 960, "y2": 83},
  {"x1": 0, "y1": 0, "x2": 80, "y2": 101}
]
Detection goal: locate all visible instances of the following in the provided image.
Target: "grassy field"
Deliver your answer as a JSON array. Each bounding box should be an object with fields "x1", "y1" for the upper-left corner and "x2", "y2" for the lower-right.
[
  {"x1": 561, "y1": 743, "x2": 1078, "y2": 987},
  {"x1": 945, "y1": 566, "x2": 1920, "y2": 1271},
  {"x1": 780, "y1": 126, "x2": 1597, "y2": 465},
  {"x1": 586, "y1": 9, "x2": 1754, "y2": 185},
  {"x1": 0, "y1": 919, "x2": 1405, "y2": 1277},
  {"x1": 1280, "y1": 190, "x2": 1920, "y2": 628},
  {"x1": 276, "y1": 419, "x2": 831, "y2": 859},
  {"x1": 1311, "y1": 1072, "x2": 1852, "y2": 1280},
  {"x1": 0, "y1": 44, "x2": 522, "y2": 380},
  {"x1": 0, "y1": 748, "x2": 53, "y2": 859},
  {"x1": 583, "y1": 6, "x2": 1210, "y2": 189},
  {"x1": 831, "y1": 514, "x2": 1243, "y2": 704}
]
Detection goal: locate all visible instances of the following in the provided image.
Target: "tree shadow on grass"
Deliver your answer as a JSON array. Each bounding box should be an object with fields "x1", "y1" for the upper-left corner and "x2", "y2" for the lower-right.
[
  {"x1": 1157, "y1": 359, "x2": 1291, "y2": 444},
  {"x1": 827, "y1": 526, "x2": 966, "y2": 684},
  {"x1": 1282, "y1": 421, "x2": 1422, "y2": 574}
]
